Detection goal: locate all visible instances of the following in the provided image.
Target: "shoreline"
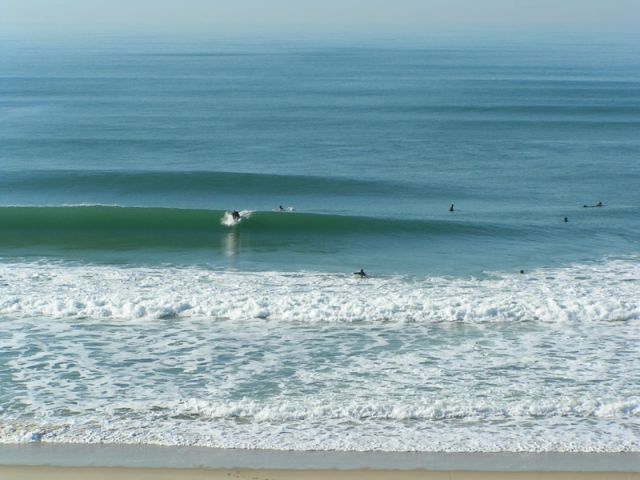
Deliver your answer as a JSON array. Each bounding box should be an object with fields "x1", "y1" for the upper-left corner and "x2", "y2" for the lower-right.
[
  {"x1": 2, "y1": 465, "x2": 640, "y2": 480},
  {"x1": 0, "y1": 444, "x2": 638, "y2": 472}
]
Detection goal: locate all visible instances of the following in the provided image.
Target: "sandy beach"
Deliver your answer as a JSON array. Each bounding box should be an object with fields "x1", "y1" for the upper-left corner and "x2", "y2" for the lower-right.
[
  {"x1": 1, "y1": 445, "x2": 639, "y2": 479},
  {"x1": 0, "y1": 466, "x2": 639, "y2": 480}
]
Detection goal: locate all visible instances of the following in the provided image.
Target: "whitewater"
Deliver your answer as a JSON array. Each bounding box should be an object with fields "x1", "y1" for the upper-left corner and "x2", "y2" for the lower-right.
[
  {"x1": 0, "y1": 258, "x2": 639, "y2": 451},
  {"x1": 1, "y1": 258, "x2": 639, "y2": 323}
]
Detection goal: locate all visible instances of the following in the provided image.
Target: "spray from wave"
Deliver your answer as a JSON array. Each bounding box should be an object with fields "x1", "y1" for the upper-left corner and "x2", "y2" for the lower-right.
[{"x1": 220, "y1": 209, "x2": 253, "y2": 226}]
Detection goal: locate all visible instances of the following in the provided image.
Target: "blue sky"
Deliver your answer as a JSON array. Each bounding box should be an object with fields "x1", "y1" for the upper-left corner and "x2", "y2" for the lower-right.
[{"x1": 2, "y1": 0, "x2": 639, "y2": 35}]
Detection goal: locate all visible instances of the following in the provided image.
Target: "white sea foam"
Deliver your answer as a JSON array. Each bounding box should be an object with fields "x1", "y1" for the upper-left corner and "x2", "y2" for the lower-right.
[
  {"x1": 220, "y1": 209, "x2": 252, "y2": 226},
  {"x1": 0, "y1": 258, "x2": 638, "y2": 323},
  {"x1": 1, "y1": 400, "x2": 638, "y2": 452},
  {"x1": 0, "y1": 258, "x2": 639, "y2": 452}
]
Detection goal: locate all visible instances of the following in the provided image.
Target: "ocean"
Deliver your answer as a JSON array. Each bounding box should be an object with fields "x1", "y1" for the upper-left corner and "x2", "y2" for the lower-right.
[{"x1": 0, "y1": 32, "x2": 639, "y2": 452}]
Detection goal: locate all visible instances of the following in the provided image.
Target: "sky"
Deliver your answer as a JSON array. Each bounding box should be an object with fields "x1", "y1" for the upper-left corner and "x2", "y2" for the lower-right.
[{"x1": 2, "y1": 0, "x2": 639, "y2": 36}]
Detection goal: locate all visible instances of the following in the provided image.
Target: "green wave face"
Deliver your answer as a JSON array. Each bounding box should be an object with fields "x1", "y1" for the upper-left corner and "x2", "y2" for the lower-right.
[
  {"x1": 0, "y1": 206, "x2": 220, "y2": 250},
  {"x1": 0, "y1": 206, "x2": 508, "y2": 251}
]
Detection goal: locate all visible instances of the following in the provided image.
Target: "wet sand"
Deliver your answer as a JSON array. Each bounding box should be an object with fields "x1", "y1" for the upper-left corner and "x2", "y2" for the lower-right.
[
  {"x1": 1, "y1": 445, "x2": 638, "y2": 480},
  {"x1": 1, "y1": 466, "x2": 640, "y2": 480}
]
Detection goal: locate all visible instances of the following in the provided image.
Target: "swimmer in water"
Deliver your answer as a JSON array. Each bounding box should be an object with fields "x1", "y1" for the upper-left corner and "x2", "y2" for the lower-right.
[{"x1": 354, "y1": 269, "x2": 367, "y2": 278}]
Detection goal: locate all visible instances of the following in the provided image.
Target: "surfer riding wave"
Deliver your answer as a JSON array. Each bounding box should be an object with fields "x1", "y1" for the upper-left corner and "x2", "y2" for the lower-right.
[{"x1": 221, "y1": 210, "x2": 252, "y2": 226}]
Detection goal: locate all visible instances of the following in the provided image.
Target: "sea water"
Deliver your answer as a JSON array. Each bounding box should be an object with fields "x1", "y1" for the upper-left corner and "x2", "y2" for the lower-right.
[{"x1": 0, "y1": 33, "x2": 639, "y2": 451}]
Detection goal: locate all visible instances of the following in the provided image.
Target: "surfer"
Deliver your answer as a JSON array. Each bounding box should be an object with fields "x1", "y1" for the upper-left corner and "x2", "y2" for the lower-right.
[
  {"x1": 583, "y1": 201, "x2": 604, "y2": 208},
  {"x1": 564, "y1": 217, "x2": 568, "y2": 222},
  {"x1": 354, "y1": 269, "x2": 367, "y2": 278},
  {"x1": 449, "y1": 204, "x2": 455, "y2": 212},
  {"x1": 232, "y1": 210, "x2": 241, "y2": 221},
  {"x1": 279, "y1": 205, "x2": 284, "y2": 211}
]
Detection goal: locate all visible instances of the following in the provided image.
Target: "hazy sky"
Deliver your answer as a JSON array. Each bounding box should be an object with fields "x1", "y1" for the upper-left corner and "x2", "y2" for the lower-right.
[{"x1": 2, "y1": 0, "x2": 639, "y2": 35}]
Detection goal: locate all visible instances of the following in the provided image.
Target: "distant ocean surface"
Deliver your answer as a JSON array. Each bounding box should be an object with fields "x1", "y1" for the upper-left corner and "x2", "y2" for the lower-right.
[{"x1": 1, "y1": 33, "x2": 639, "y2": 452}]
